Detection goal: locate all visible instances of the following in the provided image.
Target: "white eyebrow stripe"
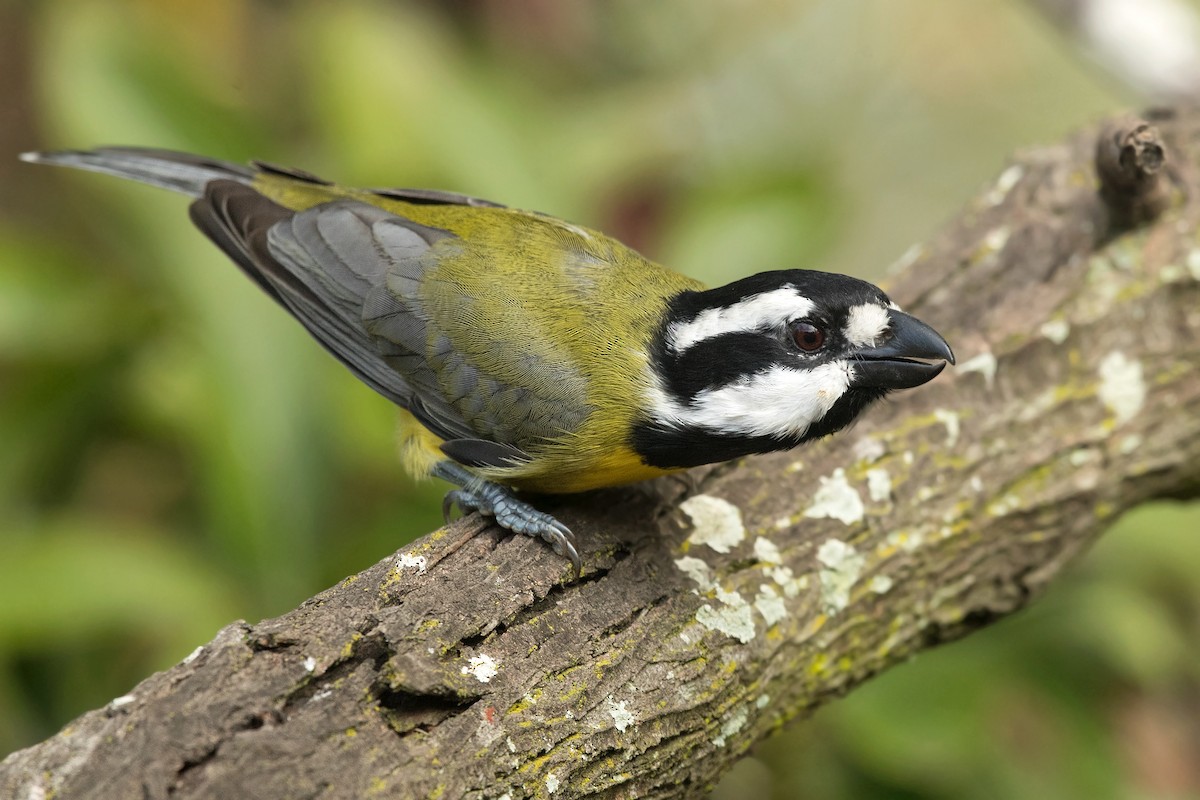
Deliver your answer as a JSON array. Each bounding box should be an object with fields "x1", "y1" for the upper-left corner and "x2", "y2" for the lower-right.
[
  {"x1": 668, "y1": 287, "x2": 813, "y2": 353},
  {"x1": 844, "y1": 303, "x2": 891, "y2": 347}
]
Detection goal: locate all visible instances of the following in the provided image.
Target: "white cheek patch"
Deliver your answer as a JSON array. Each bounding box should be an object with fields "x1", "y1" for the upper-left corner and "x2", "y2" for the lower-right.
[
  {"x1": 648, "y1": 361, "x2": 853, "y2": 439},
  {"x1": 844, "y1": 304, "x2": 890, "y2": 347},
  {"x1": 668, "y1": 287, "x2": 813, "y2": 353}
]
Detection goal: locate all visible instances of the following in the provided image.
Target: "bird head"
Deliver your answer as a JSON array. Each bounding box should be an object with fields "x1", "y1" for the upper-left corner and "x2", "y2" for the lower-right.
[{"x1": 633, "y1": 270, "x2": 954, "y2": 469}]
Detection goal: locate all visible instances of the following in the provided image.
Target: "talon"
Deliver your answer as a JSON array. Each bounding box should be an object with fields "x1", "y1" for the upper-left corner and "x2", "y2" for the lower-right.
[
  {"x1": 537, "y1": 518, "x2": 581, "y2": 578},
  {"x1": 563, "y1": 540, "x2": 582, "y2": 578},
  {"x1": 550, "y1": 519, "x2": 577, "y2": 546}
]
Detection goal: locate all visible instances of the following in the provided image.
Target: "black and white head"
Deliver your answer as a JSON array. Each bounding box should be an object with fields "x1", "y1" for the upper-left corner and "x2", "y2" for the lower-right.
[{"x1": 633, "y1": 270, "x2": 954, "y2": 469}]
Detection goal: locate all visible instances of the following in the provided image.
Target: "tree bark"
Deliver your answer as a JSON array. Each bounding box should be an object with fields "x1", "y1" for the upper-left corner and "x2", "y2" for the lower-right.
[{"x1": 4, "y1": 110, "x2": 1200, "y2": 800}]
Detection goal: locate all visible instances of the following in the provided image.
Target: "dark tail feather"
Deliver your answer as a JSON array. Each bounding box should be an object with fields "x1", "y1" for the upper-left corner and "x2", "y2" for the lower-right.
[{"x1": 19, "y1": 147, "x2": 254, "y2": 197}]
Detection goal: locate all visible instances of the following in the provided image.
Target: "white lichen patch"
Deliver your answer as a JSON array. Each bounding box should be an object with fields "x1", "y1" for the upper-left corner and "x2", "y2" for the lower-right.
[
  {"x1": 110, "y1": 694, "x2": 136, "y2": 709},
  {"x1": 1039, "y1": 319, "x2": 1071, "y2": 344},
  {"x1": 754, "y1": 584, "x2": 788, "y2": 626},
  {"x1": 870, "y1": 575, "x2": 894, "y2": 594},
  {"x1": 985, "y1": 164, "x2": 1024, "y2": 206},
  {"x1": 681, "y1": 494, "x2": 746, "y2": 553},
  {"x1": 959, "y1": 351, "x2": 998, "y2": 388},
  {"x1": 696, "y1": 589, "x2": 757, "y2": 644},
  {"x1": 1069, "y1": 448, "x2": 1096, "y2": 467},
  {"x1": 606, "y1": 696, "x2": 637, "y2": 732},
  {"x1": 1097, "y1": 351, "x2": 1145, "y2": 425},
  {"x1": 988, "y1": 495, "x2": 1021, "y2": 517},
  {"x1": 715, "y1": 587, "x2": 744, "y2": 608},
  {"x1": 853, "y1": 437, "x2": 886, "y2": 464},
  {"x1": 462, "y1": 654, "x2": 499, "y2": 683},
  {"x1": 968, "y1": 475, "x2": 984, "y2": 493},
  {"x1": 886, "y1": 529, "x2": 925, "y2": 553},
  {"x1": 712, "y1": 705, "x2": 750, "y2": 748},
  {"x1": 766, "y1": 565, "x2": 807, "y2": 598},
  {"x1": 767, "y1": 565, "x2": 793, "y2": 586},
  {"x1": 1188, "y1": 248, "x2": 1200, "y2": 280},
  {"x1": 753, "y1": 537, "x2": 782, "y2": 564},
  {"x1": 1161, "y1": 264, "x2": 1186, "y2": 283},
  {"x1": 675, "y1": 556, "x2": 715, "y2": 591},
  {"x1": 866, "y1": 468, "x2": 891, "y2": 503},
  {"x1": 303, "y1": 656, "x2": 317, "y2": 673},
  {"x1": 816, "y1": 539, "x2": 866, "y2": 613},
  {"x1": 1119, "y1": 434, "x2": 1144, "y2": 454},
  {"x1": 182, "y1": 645, "x2": 204, "y2": 665},
  {"x1": 545, "y1": 773, "x2": 560, "y2": 794},
  {"x1": 933, "y1": 409, "x2": 960, "y2": 446},
  {"x1": 983, "y1": 226, "x2": 1011, "y2": 253},
  {"x1": 804, "y1": 469, "x2": 865, "y2": 526},
  {"x1": 756, "y1": 694, "x2": 770, "y2": 709},
  {"x1": 397, "y1": 552, "x2": 427, "y2": 574}
]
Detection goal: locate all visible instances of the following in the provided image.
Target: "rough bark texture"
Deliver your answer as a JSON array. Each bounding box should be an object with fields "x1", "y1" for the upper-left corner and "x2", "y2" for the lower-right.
[{"x1": 5, "y1": 110, "x2": 1200, "y2": 800}]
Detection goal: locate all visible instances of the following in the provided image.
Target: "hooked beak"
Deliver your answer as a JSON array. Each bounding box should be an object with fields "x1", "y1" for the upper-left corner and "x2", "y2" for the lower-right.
[{"x1": 852, "y1": 310, "x2": 955, "y2": 390}]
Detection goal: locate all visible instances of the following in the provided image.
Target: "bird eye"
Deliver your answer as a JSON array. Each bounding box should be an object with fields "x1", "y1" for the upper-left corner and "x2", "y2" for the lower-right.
[{"x1": 791, "y1": 321, "x2": 825, "y2": 352}]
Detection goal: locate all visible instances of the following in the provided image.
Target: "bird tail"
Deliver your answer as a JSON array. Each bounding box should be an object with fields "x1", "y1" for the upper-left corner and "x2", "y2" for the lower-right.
[{"x1": 18, "y1": 147, "x2": 254, "y2": 197}]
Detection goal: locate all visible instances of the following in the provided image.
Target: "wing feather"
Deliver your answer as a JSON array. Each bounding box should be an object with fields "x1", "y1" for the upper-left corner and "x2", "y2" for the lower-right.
[{"x1": 189, "y1": 181, "x2": 480, "y2": 441}]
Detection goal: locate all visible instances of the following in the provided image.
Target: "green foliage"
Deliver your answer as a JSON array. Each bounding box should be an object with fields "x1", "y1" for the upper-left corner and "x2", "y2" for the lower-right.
[{"x1": 4, "y1": 1, "x2": 1199, "y2": 796}]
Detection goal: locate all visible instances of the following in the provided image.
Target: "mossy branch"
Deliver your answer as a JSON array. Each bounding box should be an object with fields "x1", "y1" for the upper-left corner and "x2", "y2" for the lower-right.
[{"x1": 4, "y1": 110, "x2": 1200, "y2": 800}]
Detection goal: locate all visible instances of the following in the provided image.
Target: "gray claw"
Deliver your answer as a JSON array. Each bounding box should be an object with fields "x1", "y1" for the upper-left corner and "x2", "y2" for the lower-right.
[{"x1": 442, "y1": 491, "x2": 459, "y2": 524}]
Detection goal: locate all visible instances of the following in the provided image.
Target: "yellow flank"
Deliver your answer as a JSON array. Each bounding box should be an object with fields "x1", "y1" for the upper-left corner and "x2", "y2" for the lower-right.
[
  {"x1": 525, "y1": 447, "x2": 678, "y2": 494},
  {"x1": 253, "y1": 173, "x2": 702, "y2": 495},
  {"x1": 395, "y1": 410, "x2": 447, "y2": 480},
  {"x1": 398, "y1": 408, "x2": 678, "y2": 493}
]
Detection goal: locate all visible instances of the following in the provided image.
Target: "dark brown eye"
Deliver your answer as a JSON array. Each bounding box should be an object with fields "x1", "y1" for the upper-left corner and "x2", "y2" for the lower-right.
[{"x1": 791, "y1": 321, "x2": 825, "y2": 352}]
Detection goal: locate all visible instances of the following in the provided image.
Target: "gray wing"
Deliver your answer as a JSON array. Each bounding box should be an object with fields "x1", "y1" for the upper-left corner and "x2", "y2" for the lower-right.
[{"x1": 189, "y1": 180, "x2": 500, "y2": 450}]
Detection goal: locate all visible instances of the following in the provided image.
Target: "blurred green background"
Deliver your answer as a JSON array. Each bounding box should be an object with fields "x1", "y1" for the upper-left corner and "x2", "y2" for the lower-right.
[{"x1": 2, "y1": 0, "x2": 1199, "y2": 796}]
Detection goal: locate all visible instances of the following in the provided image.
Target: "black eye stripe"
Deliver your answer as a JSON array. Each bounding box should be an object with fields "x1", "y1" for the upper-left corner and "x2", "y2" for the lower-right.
[{"x1": 657, "y1": 332, "x2": 783, "y2": 401}]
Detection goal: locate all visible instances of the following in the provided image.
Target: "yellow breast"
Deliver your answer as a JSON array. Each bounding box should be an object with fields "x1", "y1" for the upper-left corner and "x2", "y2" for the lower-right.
[{"x1": 396, "y1": 409, "x2": 678, "y2": 494}]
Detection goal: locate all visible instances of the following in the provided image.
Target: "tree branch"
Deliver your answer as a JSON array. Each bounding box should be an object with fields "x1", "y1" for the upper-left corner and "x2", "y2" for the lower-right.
[{"x1": 5, "y1": 110, "x2": 1200, "y2": 800}]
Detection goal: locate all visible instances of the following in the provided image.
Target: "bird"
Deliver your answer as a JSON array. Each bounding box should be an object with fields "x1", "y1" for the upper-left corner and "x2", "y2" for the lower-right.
[{"x1": 20, "y1": 147, "x2": 954, "y2": 575}]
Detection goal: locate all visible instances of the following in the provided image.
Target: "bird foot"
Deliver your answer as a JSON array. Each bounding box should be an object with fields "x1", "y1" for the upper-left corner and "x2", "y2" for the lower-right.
[{"x1": 440, "y1": 479, "x2": 581, "y2": 577}]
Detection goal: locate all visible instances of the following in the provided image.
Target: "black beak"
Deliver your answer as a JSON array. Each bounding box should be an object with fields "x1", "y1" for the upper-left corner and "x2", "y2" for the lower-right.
[{"x1": 852, "y1": 310, "x2": 955, "y2": 390}]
